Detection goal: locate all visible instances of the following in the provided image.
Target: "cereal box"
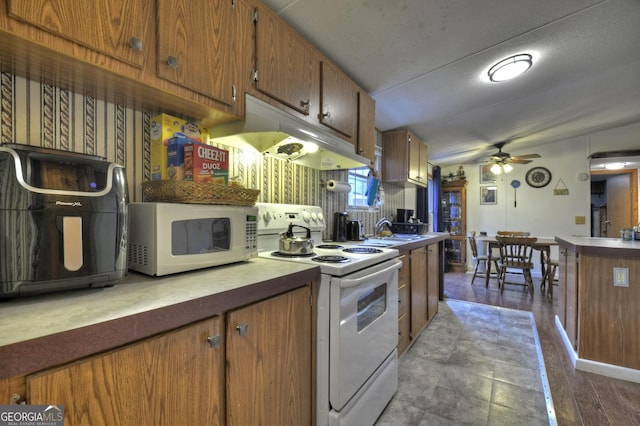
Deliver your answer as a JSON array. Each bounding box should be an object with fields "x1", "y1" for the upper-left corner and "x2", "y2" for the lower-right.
[
  {"x1": 184, "y1": 143, "x2": 229, "y2": 184},
  {"x1": 150, "y1": 114, "x2": 208, "y2": 180}
]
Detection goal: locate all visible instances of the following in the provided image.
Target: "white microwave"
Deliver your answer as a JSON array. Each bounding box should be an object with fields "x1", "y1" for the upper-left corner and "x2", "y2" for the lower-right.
[{"x1": 128, "y1": 202, "x2": 258, "y2": 276}]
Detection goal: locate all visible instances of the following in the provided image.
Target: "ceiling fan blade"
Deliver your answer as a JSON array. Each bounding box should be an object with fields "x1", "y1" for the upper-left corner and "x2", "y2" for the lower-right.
[
  {"x1": 509, "y1": 159, "x2": 533, "y2": 164},
  {"x1": 511, "y1": 153, "x2": 541, "y2": 159}
]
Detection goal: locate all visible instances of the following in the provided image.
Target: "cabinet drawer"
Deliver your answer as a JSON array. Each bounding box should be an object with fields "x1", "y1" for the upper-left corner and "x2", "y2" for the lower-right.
[
  {"x1": 397, "y1": 312, "x2": 411, "y2": 356},
  {"x1": 398, "y1": 283, "x2": 409, "y2": 317}
]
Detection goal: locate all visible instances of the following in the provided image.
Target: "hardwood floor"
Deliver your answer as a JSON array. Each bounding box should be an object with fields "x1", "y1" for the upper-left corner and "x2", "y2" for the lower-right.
[{"x1": 444, "y1": 271, "x2": 640, "y2": 426}]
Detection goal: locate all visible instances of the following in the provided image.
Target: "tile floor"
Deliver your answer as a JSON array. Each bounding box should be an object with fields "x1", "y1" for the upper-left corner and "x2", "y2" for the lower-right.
[{"x1": 375, "y1": 300, "x2": 555, "y2": 425}]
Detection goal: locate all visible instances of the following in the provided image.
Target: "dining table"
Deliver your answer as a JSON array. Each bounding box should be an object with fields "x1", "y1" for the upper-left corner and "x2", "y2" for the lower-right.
[{"x1": 476, "y1": 235, "x2": 558, "y2": 296}]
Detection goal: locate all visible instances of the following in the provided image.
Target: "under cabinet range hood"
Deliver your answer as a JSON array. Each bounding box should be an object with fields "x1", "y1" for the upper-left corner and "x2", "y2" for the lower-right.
[{"x1": 208, "y1": 95, "x2": 370, "y2": 170}]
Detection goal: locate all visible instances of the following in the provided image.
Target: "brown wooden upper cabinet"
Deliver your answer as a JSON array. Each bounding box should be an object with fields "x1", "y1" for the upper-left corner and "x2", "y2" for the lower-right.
[
  {"x1": 253, "y1": 5, "x2": 320, "y2": 117},
  {"x1": 7, "y1": 0, "x2": 153, "y2": 69},
  {"x1": 157, "y1": 0, "x2": 248, "y2": 108},
  {"x1": 319, "y1": 61, "x2": 358, "y2": 139},
  {"x1": 358, "y1": 91, "x2": 377, "y2": 165},
  {"x1": 382, "y1": 129, "x2": 428, "y2": 187}
]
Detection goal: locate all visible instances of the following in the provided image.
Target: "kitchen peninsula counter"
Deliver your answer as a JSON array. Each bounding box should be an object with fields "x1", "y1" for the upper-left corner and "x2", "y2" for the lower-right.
[
  {"x1": 0, "y1": 259, "x2": 320, "y2": 380},
  {"x1": 555, "y1": 236, "x2": 640, "y2": 383}
]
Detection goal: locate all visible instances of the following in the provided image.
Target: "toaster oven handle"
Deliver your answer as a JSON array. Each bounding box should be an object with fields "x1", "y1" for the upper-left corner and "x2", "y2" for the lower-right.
[{"x1": 339, "y1": 259, "x2": 402, "y2": 289}]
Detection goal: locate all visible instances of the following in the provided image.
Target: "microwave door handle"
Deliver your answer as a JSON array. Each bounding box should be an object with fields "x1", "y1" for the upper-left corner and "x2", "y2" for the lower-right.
[{"x1": 339, "y1": 259, "x2": 402, "y2": 289}]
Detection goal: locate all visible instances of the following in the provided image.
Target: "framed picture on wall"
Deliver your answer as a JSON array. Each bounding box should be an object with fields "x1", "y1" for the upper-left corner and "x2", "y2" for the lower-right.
[
  {"x1": 480, "y1": 186, "x2": 497, "y2": 205},
  {"x1": 480, "y1": 165, "x2": 497, "y2": 184}
]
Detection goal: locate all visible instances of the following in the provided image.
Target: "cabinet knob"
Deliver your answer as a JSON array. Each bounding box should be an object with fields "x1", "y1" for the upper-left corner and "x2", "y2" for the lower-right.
[
  {"x1": 321, "y1": 111, "x2": 331, "y2": 119},
  {"x1": 207, "y1": 334, "x2": 221, "y2": 348},
  {"x1": 299, "y1": 99, "x2": 310, "y2": 110},
  {"x1": 129, "y1": 37, "x2": 143, "y2": 52},
  {"x1": 236, "y1": 323, "x2": 249, "y2": 336},
  {"x1": 167, "y1": 55, "x2": 178, "y2": 68}
]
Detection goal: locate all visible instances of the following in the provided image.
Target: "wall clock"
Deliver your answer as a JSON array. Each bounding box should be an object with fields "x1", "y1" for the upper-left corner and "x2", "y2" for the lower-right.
[{"x1": 525, "y1": 167, "x2": 552, "y2": 188}]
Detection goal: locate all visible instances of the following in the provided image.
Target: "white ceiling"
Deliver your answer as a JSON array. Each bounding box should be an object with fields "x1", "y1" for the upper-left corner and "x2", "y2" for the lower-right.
[{"x1": 260, "y1": 0, "x2": 640, "y2": 166}]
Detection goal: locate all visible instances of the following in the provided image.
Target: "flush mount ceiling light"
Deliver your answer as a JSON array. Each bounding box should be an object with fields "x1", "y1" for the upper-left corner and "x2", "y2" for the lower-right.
[{"x1": 488, "y1": 54, "x2": 533, "y2": 82}]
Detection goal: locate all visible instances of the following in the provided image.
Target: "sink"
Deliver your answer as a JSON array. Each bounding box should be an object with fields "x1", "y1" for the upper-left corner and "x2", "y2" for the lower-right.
[
  {"x1": 357, "y1": 239, "x2": 397, "y2": 247},
  {"x1": 358, "y1": 234, "x2": 431, "y2": 247}
]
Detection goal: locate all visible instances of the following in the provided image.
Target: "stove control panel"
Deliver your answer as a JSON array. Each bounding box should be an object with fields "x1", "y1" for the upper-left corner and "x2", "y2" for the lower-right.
[{"x1": 256, "y1": 203, "x2": 325, "y2": 234}]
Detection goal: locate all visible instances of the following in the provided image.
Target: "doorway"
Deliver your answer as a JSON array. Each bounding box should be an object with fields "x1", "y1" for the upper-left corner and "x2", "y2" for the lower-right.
[{"x1": 590, "y1": 169, "x2": 638, "y2": 237}]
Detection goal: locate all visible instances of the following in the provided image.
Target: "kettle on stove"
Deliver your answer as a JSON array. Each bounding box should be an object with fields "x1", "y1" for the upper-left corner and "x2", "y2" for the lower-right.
[{"x1": 332, "y1": 211, "x2": 348, "y2": 242}]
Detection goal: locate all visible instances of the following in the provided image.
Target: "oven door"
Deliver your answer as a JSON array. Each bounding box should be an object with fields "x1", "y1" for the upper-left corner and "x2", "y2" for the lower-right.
[{"x1": 329, "y1": 258, "x2": 401, "y2": 410}]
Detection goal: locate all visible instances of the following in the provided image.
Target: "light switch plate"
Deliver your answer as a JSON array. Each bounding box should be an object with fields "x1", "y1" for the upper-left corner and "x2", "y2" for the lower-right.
[{"x1": 613, "y1": 267, "x2": 629, "y2": 287}]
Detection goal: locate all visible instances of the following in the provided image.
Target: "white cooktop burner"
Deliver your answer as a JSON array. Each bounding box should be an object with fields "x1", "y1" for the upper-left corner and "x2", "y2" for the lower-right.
[{"x1": 255, "y1": 203, "x2": 398, "y2": 276}]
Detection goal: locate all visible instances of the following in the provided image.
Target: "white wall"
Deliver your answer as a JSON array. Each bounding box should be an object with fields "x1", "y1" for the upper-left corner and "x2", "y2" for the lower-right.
[{"x1": 440, "y1": 121, "x2": 640, "y2": 270}]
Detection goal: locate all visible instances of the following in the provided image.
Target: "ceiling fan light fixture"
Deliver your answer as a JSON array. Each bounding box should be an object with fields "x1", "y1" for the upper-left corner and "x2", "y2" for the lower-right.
[
  {"x1": 488, "y1": 54, "x2": 533, "y2": 82},
  {"x1": 502, "y1": 163, "x2": 514, "y2": 173},
  {"x1": 490, "y1": 163, "x2": 502, "y2": 174}
]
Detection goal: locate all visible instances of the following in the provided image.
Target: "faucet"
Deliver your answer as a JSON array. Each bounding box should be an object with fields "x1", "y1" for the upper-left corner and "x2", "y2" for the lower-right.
[{"x1": 375, "y1": 217, "x2": 393, "y2": 235}]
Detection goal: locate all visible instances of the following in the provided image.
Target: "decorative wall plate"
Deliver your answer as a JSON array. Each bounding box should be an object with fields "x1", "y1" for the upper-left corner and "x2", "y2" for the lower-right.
[{"x1": 525, "y1": 167, "x2": 552, "y2": 188}]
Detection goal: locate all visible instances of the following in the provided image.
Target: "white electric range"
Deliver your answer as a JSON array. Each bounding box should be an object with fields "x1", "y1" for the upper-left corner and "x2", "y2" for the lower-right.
[{"x1": 256, "y1": 203, "x2": 401, "y2": 426}]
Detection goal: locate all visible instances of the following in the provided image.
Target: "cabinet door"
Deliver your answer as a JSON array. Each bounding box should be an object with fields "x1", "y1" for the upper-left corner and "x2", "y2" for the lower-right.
[
  {"x1": 357, "y1": 91, "x2": 376, "y2": 164},
  {"x1": 427, "y1": 244, "x2": 440, "y2": 321},
  {"x1": 158, "y1": 0, "x2": 238, "y2": 106},
  {"x1": 410, "y1": 247, "x2": 428, "y2": 337},
  {"x1": 382, "y1": 130, "x2": 409, "y2": 183},
  {"x1": 227, "y1": 286, "x2": 312, "y2": 426},
  {"x1": 320, "y1": 61, "x2": 358, "y2": 138},
  {"x1": 7, "y1": 0, "x2": 153, "y2": 68},
  {"x1": 254, "y1": 6, "x2": 319, "y2": 116},
  {"x1": 27, "y1": 318, "x2": 225, "y2": 426},
  {"x1": 408, "y1": 132, "x2": 427, "y2": 186}
]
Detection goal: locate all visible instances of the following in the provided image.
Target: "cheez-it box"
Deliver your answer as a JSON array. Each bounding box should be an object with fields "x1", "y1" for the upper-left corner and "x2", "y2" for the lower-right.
[{"x1": 184, "y1": 143, "x2": 229, "y2": 184}]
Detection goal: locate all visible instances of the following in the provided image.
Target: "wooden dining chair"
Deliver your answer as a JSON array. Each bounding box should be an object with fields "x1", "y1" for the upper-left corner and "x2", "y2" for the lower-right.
[
  {"x1": 540, "y1": 249, "x2": 559, "y2": 297},
  {"x1": 467, "y1": 232, "x2": 498, "y2": 286},
  {"x1": 496, "y1": 236, "x2": 537, "y2": 295}
]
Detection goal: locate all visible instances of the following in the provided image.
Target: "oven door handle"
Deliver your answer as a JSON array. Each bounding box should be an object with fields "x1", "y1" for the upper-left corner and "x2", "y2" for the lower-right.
[{"x1": 339, "y1": 259, "x2": 402, "y2": 288}]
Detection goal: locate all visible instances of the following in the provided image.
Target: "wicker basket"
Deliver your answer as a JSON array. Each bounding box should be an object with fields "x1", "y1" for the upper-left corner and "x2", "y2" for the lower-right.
[{"x1": 142, "y1": 180, "x2": 260, "y2": 206}]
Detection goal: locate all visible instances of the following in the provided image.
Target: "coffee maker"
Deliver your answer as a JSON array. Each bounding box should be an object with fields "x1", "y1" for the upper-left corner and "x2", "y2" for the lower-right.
[{"x1": 332, "y1": 211, "x2": 348, "y2": 242}]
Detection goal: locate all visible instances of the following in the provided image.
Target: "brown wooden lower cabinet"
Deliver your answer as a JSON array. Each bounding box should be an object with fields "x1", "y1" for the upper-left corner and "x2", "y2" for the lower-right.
[
  {"x1": 397, "y1": 242, "x2": 441, "y2": 356},
  {"x1": 14, "y1": 285, "x2": 312, "y2": 426},
  {"x1": 410, "y1": 246, "x2": 428, "y2": 338},
  {"x1": 427, "y1": 244, "x2": 440, "y2": 321}
]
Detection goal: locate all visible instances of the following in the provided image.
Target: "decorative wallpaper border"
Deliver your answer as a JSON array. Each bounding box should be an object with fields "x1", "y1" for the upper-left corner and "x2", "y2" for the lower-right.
[{"x1": 0, "y1": 72, "x2": 401, "y2": 238}]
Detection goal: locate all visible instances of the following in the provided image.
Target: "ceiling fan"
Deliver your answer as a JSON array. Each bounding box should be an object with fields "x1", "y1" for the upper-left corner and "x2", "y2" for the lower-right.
[
  {"x1": 489, "y1": 142, "x2": 540, "y2": 164},
  {"x1": 485, "y1": 142, "x2": 541, "y2": 173}
]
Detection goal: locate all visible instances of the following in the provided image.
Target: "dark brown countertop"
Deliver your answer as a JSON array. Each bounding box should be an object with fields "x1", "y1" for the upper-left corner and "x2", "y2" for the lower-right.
[{"x1": 0, "y1": 258, "x2": 319, "y2": 379}]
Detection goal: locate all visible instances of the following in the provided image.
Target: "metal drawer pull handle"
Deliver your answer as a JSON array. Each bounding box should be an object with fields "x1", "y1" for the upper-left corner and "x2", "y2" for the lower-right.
[{"x1": 236, "y1": 324, "x2": 249, "y2": 336}]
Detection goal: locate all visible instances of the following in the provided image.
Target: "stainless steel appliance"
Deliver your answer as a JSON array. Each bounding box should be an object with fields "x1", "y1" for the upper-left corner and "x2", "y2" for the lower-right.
[
  {"x1": 128, "y1": 203, "x2": 258, "y2": 276},
  {"x1": 255, "y1": 203, "x2": 401, "y2": 426},
  {"x1": 0, "y1": 144, "x2": 128, "y2": 298}
]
